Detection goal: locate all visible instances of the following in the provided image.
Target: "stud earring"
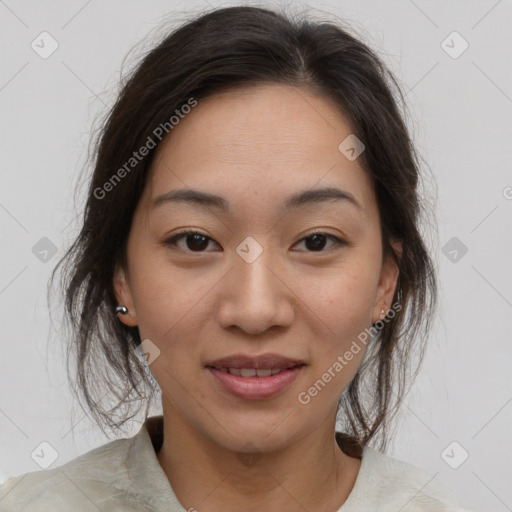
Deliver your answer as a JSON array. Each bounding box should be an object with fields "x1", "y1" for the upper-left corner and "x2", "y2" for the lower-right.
[
  {"x1": 380, "y1": 308, "x2": 386, "y2": 319},
  {"x1": 115, "y1": 305, "x2": 128, "y2": 315}
]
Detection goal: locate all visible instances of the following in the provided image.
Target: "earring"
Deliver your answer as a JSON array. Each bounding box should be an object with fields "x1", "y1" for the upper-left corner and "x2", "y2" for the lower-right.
[
  {"x1": 115, "y1": 305, "x2": 128, "y2": 315},
  {"x1": 380, "y1": 308, "x2": 386, "y2": 319}
]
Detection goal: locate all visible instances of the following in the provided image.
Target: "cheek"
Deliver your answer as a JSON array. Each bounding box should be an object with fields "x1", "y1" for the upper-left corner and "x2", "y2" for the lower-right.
[
  {"x1": 136, "y1": 283, "x2": 211, "y2": 346},
  {"x1": 296, "y1": 273, "x2": 373, "y2": 406},
  {"x1": 129, "y1": 264, "x2": 211, "y2": 396},
  {"x1": 291, "y1": 259, "x2": 380, "y2": 394},
  {"x1": 128, "y1": 272, "x2": 226, "y2": 397},
  {"x1": 296, "y1": 263, "x2": 378, "y2": 335}
]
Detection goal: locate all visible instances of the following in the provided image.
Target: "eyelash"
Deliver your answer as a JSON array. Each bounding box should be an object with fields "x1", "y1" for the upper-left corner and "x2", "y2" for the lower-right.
[{"x1": 164, "y1": 229, "x2": 346, "y2": 253}]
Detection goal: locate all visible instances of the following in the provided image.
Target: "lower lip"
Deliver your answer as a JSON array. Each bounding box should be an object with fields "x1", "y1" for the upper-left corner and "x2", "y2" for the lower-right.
[{"x1": 207, "y1": 366, "x2": 304, "y2": 400}]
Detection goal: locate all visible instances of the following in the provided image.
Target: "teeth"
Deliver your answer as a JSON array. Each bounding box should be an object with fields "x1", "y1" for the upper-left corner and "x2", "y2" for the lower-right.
[{"x1": 217, "y1": 368, "x2": 287, "y2": 377}]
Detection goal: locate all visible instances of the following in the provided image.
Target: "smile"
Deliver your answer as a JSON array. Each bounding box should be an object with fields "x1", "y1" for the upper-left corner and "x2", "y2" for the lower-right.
[
  {"x1": 206, "y1": 364, "x2": 305, "y2": 400},
  {"x1": 212, "y1": 367, "x2": 287, "y2": 377}
]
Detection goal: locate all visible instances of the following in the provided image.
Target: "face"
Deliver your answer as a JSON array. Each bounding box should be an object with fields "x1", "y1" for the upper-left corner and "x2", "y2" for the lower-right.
[{"x1": 114, "y1": 83, "x2": 400, "y2": 453}]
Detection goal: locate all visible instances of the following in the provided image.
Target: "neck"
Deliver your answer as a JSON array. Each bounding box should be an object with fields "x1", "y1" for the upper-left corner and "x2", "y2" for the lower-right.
[{"x1": 155, "y1": 408, "x2": 361, "y2": 512}]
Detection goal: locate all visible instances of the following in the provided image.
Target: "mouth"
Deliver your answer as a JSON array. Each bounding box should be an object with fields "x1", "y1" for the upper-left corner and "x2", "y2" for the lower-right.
[
  {"x1": 208, "y1": 367, "x2": 296, "y2": 377},
  {"x1": 205, "y1": 353, "x2": 306, "y2": 400}
]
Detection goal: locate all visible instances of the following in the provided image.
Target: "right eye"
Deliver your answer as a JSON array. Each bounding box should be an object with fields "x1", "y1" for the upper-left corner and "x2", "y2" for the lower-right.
[{"x1": 163, "y1": 230, "x2": 222, "y2": 252}]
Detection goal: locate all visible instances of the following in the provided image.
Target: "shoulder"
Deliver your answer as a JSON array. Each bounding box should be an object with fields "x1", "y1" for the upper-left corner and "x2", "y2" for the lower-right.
[
  {"x1": 346, "y1": 445, "x2": 468, "y2": 511},
  {"x1": 0, "y1": 436, "x2": 138, "y2": 511}
]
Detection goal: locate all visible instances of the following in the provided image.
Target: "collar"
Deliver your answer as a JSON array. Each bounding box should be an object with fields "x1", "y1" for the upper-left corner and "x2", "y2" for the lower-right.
[
  {"x1": 126, "y1": 415, "x2": 367, "y2": 511},
  {"x1": 126, "y1": 415, "x2": 185, "y2": 510}
]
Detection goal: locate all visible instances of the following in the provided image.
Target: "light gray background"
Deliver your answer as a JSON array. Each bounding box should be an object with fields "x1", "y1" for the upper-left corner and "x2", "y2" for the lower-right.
[{"x1": 1, "y1": 1, "x2": 511, "y2": 510}]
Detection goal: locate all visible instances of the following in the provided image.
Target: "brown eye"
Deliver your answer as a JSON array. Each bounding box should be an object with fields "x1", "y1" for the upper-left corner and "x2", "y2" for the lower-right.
[
  {"x1": 293, "y1": 232, "x2": 345, "y2": 252},
  {"x1": 165, "y1": 231, "x2": 221, "y2": 252}
]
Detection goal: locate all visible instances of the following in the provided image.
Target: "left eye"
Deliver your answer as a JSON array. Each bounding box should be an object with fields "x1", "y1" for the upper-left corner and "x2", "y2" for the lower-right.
[
  {"x1": 165, "y1": 231, "x2": 344, "y2": 252},
  {"x1": 293, "y1": 233, "x2": 344, "y2": 252}
]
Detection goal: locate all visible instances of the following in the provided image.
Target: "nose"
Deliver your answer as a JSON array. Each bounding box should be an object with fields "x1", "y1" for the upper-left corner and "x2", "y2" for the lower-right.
[{"x1": 216, "y1": 249, "x2": 295, "y2": 335}]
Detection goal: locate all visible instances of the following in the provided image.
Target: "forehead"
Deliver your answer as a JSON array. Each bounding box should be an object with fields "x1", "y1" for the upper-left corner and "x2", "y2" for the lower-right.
[{"x1": 144, "y1": 83, "x2": 374, "y2": 212}]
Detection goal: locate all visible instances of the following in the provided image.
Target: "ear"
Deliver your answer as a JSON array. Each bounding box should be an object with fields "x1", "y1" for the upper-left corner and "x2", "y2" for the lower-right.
[
  {"x1": 372, "y1": 239, "x2": 402, "y2": 323},
  {"x1": 113, "y1": 265, "x2": 138, "y2": 327}
]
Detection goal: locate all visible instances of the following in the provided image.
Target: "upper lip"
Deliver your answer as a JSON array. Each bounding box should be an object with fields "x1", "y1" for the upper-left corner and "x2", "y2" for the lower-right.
[{"x1": 205, "y1": 353, "x2": 305, "y2": 370}]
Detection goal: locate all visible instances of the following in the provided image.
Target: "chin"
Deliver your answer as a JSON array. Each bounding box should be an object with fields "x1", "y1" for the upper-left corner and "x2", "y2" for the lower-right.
[{"x1": 201, "y1": 412, "x2": 311, "y2": 453}]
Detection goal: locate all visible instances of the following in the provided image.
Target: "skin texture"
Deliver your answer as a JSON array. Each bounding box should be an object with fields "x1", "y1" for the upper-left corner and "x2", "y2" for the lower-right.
[{"x1": 114, "y1": 83, "x2": 401, "y2": 512}]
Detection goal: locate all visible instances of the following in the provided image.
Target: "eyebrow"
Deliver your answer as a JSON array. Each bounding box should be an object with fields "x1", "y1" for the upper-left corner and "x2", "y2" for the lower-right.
[{"x1": 152, "y1": 186, "x2": 362, "y2": 213}]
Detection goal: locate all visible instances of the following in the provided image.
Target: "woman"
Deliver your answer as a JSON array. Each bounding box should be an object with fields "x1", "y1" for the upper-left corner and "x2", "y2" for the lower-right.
[{"x1": 0, "y1": 5, "x2": 469, "y2": 511}]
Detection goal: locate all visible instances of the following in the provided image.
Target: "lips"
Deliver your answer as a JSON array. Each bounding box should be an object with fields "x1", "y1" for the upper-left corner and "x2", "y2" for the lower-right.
[
  {"x1": 215, "y1": 367, "x2": 284, "y2": 377},
  {"x1": 205, "y1": 353, "x2": 306, "y2": 400},
  {"x1": 205, "y1": 353, "x2": 305, "y2": 371}
]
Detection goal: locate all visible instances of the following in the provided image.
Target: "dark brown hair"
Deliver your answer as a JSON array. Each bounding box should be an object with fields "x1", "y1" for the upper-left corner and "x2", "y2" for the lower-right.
[{"x1": 50, "y1": 5, "x2": 437, "y2": 451}]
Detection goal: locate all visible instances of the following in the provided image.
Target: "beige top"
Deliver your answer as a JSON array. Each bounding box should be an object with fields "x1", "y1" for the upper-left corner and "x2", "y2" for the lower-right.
[{"x1": 0, "y1": 415, "x2": 469, "y2": 511}]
